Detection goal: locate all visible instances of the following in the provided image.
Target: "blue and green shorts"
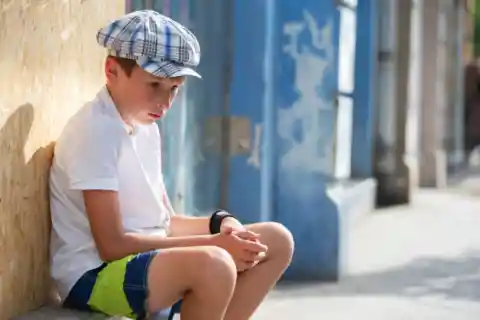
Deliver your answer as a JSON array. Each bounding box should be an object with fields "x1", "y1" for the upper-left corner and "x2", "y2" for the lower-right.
[{"x1": 63, "y1": 251, "x2": 182, "y2": 319}]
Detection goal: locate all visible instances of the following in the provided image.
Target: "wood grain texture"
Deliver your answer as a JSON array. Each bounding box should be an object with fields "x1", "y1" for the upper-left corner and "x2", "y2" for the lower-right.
[{"x1": 0, "y1": 0, "x2": 124, "y2": 318}]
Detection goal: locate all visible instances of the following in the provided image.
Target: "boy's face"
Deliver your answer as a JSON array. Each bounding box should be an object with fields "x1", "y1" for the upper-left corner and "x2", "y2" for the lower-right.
[{"x1": 106, "y1": 58, "x2": 185, "y2": 125}]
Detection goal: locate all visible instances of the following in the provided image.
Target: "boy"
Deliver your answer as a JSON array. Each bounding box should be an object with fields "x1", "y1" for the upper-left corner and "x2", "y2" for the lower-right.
[{"x1": 49, "y1": 10, "x2": 294, "y2": 320}]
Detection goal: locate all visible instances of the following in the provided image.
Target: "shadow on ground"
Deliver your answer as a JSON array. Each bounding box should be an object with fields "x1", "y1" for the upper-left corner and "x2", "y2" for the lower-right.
[{"x1": 276, "y1": 250, "x2": 480, "y2": 302}]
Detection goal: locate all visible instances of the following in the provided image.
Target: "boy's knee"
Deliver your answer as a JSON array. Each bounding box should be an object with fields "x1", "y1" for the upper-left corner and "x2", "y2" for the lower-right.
[
  {"x1": 196, "y1": 246, "x2": 237, "y2": 285},
  {"x1": 262, "y1": 222, "x2": 295, "y2": 262}
]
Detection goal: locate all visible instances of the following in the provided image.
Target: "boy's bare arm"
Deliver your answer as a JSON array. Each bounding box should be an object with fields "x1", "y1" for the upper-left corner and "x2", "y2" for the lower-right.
[
  {"x1": 164, "y1": 190, "x2": 244, "y2": 237},
  {"x1": 169, "y1": 215, "x2": 246, "y2": 237},
  {"x1": 169, "y1": 215, "x2": 210, "y2": 236},
  {"x1": 83, "y1": 190, "x2": 215, "y2": 261}
]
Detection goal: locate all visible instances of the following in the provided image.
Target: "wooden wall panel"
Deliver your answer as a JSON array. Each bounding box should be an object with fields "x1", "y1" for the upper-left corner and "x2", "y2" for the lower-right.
[{"x1": 0, "y1": 1, "x2": 124, "y2": 318}]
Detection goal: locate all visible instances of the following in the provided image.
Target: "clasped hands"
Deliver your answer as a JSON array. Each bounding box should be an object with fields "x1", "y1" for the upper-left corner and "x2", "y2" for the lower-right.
[{"x1": 213, "y1": 217, "x2": 268, "y2": 272}]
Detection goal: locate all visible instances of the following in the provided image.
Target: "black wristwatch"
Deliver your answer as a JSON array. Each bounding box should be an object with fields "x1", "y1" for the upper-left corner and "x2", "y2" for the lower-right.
[{"x1": 209, "y1": 210, "x2": 235, "y2": 234}]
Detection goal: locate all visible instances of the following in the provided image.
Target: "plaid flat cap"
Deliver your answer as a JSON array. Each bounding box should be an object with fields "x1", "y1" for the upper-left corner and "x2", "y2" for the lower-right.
[{"x1": 97, "y1": 10, "x2": 201, "y2": 78}]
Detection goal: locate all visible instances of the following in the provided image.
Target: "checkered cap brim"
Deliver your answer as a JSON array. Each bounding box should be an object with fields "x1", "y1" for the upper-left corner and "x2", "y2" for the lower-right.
[{"x1": 97, "y1": 10, "x2": 201, "y2": 78}]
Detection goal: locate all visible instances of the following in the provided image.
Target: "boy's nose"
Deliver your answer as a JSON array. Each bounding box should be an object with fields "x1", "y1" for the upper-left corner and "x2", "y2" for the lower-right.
[
  {"x1": 156, "y1": 101, "x2": 171, "y2": 110},
  {"x1": 157, "y1": 93, "x2": 175, "y2": 108}
]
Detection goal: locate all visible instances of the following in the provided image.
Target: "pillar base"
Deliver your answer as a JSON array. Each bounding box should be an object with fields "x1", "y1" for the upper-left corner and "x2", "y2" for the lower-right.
[
  {"x1": 375, "y1": 161, "x2": 410, "y2": 207},
  {"x1": 419, "y1": 150, "x2": 447, "y2": 188}
]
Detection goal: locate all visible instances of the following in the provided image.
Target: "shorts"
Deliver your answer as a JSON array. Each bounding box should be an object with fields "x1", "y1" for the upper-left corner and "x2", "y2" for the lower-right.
[{"x1": 63, "y1": 251, "x2": 182, "y2": 320}]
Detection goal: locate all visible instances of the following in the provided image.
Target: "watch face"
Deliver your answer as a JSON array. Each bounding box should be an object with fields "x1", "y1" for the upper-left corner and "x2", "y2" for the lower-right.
[{"x1": 213, "y1": 209, "x2": 227, "y2": 215}]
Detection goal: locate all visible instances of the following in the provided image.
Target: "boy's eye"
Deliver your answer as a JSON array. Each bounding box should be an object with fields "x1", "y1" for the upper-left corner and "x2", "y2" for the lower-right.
[{"x1": 149, "y1": 82, "x2": 160, "y2": 89}]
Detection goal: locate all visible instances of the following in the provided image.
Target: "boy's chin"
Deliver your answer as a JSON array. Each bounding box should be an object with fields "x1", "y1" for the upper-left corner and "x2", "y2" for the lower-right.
[{"x1": 137, "y1": 114, "x2": 162, "y2": 125}]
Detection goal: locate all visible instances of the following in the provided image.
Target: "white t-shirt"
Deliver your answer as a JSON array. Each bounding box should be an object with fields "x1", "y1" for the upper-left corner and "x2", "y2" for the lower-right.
[{"x1": 49, "y1": 87, "x2": 172, "y2": 300}]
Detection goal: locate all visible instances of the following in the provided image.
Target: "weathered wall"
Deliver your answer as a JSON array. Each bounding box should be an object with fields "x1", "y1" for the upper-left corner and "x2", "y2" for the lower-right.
[{"x1": 0, "y1": 1, "x2": 124, "y2": 318}]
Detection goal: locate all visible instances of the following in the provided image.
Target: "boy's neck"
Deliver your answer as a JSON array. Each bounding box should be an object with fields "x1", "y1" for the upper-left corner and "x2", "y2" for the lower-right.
[{"x1": 105, "y1": 84, "x2": 136, "y2": 132}]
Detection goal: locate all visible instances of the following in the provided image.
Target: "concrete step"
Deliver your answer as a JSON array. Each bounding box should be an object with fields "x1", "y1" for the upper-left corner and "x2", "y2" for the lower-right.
[
  {"x1": 13, "y1": 306, "x2": 124, "y2": 319},
  {"x1": 14, "y1": 306, "x2": 176, "y2": 320}
]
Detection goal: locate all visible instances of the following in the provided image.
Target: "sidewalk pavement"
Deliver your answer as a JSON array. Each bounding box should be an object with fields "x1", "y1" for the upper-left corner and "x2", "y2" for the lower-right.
[{"x1": 253, "y1": 189, "x2": 480, "y2": 320}]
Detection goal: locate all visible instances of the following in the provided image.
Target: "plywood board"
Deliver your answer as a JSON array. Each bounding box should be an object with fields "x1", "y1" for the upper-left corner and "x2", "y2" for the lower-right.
[{"x1": 0, "y1": 1, "x2": 124, "y2": 318}]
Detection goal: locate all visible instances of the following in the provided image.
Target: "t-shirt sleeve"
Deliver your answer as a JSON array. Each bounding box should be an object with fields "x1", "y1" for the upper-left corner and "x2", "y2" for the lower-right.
[{"x1": 66, "y1": 119, "x2": 123, "y2": 191}]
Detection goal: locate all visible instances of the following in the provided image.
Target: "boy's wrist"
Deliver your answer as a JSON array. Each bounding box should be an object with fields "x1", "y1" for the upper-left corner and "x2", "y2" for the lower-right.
[
  {"x1": 186, "y1": 234, "x2": 220, "y2": 248},
  {"x1": 220, "y1": 217, "x2": 244, "y2": 232},
  {"x1": 209, "y1": 210, "x2": 236, "y2": 234},
  {"x1": 207, "y1": 232, "x2": 230, "y2": 248}
]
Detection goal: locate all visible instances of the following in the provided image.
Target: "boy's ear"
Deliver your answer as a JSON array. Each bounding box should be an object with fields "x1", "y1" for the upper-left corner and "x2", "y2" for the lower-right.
[
  {"x1": 105, "y1": 57, "x2": 118, "y2": 79},
  {"x1": 109, "y1": 68, "x2": 118, "y2": 77}
]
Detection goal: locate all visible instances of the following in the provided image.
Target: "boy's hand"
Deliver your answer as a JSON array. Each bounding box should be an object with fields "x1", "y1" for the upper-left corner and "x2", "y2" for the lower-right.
[
  {"x1": 222, "y1": 225, "x2": 260, "y2": 243},
  {"x1": 220, "y1": 217, "x2": 260, "y2": 241},
  {"x1": 212, "y1": 231, "x2": 267, "y2": 272},
  {"x1": 219, "y1": 216, "x2": 244, "y2": 232}
]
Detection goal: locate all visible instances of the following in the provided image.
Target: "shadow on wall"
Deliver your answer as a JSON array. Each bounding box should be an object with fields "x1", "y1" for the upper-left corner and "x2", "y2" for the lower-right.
[
  {"x1": 0, "y1": 104, "x2": 56, "y2": 316},
  {"x1": 276, "y1": 249, "x2": 480, "y2": 303}
]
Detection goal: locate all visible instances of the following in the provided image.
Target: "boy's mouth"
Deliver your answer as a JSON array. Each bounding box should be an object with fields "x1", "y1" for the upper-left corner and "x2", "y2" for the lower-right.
[{"x1": 148, "y1": 112, "x2": 162, "y2": 119}]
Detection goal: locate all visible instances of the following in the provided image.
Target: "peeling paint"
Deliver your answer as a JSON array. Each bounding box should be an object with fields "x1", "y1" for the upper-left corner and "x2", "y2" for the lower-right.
[
  {"x1": 247, "y1": 123, "x2": 262, "y2": 169},
  {"x1": 278, "y1": 10, "x2": 335, "y2": 175}
]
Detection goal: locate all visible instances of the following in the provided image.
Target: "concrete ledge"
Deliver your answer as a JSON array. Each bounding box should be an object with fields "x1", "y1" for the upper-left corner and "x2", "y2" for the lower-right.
[
  {"x1": 14, "y1": 306, "x2": 176, "y2": 320},
  {"x1": 13, "y1": 306, "x2": 121, "y2": 320},
  {"x1": 327, "y1": 178, "x2": 377, "y2": 275},
  {"x1": 280, "y1": 178, "x2": 377, "y2": 282},
  {"x1": 327, "y1": 178, "x2": 377, "y2": 225}
]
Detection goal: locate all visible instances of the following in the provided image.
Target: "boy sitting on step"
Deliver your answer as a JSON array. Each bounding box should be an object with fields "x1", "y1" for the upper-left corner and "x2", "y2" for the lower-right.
[{"x1": 49, "y1": 10, "x2": 294, "y2": 320}]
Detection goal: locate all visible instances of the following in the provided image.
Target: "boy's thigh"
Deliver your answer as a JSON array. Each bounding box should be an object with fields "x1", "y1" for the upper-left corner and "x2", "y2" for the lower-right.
[
  {"x1": 65, "y1": 246, "x2": 235, "y2": 318},
  {"x1": 146, "y1": 246, "x2": 236, "y2": 309},
  {"x1": 64, "y1": 250, "x2": 181, "y2": 319}
]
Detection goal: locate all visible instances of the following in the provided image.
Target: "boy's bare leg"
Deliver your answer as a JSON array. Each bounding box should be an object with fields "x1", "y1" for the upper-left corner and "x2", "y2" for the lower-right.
[
  {"x1": 147, "y1": 246, "x2": 237, "y2": 320},
  {"x1": 224, "y1": 222, "x2": 295, "y2": 320}
]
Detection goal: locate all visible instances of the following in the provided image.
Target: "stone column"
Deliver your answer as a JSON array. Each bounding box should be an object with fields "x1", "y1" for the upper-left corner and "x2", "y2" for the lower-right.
[
  {"x1": 374, "y1": 0, "x2": 412, "y2": 206},
  {"x1": 394, "y1": 0, "x2": 413, "y2": 194},
  {"x1": 418, "y1": 0, "x2": 448, "y2": 187},
  {"x1": 405, "y1": 0, "x2": 422, "y2": 189},
  {"x1": 448, "y1": 0, "x2": 466, "y2": 170}
]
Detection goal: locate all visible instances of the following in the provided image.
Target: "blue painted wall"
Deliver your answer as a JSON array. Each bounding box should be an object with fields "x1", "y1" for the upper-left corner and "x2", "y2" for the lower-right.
[
  {"x1": 351, "y1": 0, "x2": 377, "y2": 178},
  {"x1": 129, "y1": 0, "x2": 373, "y2": 280},
  {"x1": 274, "y1": 0, "x2": 341, "y2": 280},
  {"x1": 130, "y1": 0, "x2": 231, "y2": 215},
  {"x1": 226, "y1": 0, "x2": 276, "y2": 224},
  {"x1": 226, "y1": 0, "x2": 356, "y2": 280}
]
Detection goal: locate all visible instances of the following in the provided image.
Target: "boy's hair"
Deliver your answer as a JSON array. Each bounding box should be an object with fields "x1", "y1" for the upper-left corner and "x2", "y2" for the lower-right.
[{"x1": 108, "y1": 56, "x2": 137, "y2": 77}]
